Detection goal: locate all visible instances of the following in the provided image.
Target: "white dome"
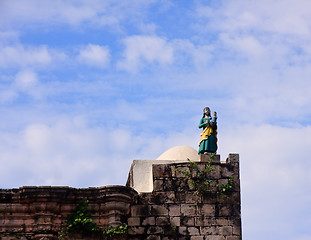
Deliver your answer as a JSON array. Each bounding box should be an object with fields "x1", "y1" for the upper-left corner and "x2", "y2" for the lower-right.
[{"x1": 156, "y1": 145, "x2": 198, "y2": 161}]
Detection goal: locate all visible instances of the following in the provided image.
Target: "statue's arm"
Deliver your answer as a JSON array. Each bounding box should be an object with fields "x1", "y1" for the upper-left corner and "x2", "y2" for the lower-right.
[{"x1": 199, "y1": 118, "x2": 209, "y2": 128}]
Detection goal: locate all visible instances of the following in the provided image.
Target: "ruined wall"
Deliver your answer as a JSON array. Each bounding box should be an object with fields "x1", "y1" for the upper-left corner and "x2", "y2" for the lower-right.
[
  {"x1": 127, "y1": 154, "x2": 241, "y2": 240},
  {"x1": 0, "y1": 186, "x2": 137, "y2": 239},
  {"x1": 0, "y1": 154, "x2": 241, "y2": 240}
]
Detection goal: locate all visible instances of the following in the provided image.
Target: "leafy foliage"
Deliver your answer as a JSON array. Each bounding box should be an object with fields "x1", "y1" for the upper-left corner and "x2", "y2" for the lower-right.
[
  {"x1": 220, "y1": 176, "x2": 234, "y2": 196},
  {"x1": 102, "y1": 224, "x2": 128, "y2": 238},
  {"x1": 59, "y1": 199, "x2": 129, "y2": 239},
  {"x1": 175, "y1": 156, "x2": 234, "y2": 197},
  {"x1": 66, "y1": 199, "x2": 99, "y2": 234}
]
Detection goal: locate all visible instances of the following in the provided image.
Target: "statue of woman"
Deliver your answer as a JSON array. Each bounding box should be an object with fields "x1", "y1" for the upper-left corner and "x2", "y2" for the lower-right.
[{"x1": 198, "y1": 107, "x2": 217, "y2": 154}]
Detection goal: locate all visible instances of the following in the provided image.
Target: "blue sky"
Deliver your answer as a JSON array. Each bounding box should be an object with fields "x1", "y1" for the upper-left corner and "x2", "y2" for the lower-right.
[{"x1": 1, "y1": 0, "x2": 311, "y2": 239}]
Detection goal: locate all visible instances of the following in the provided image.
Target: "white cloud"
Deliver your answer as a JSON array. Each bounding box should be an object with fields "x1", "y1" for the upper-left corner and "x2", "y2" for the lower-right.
[
  {"x1": 172, "y1": 39, "x2": 214, "y2": 68},
  {"x1": 0, "y1": 0, "x2": 96, "y2": 28},
  {"x1": 0, "y1": 69, "x2": 41, "y2": 102},
  {"x1": 77, "y1": 44, "x2": 110, "y2": 68},
  {"x1": 0, "y1": 0, "x2": 156, "y2": 30},
  {"x1": 194, "y1": 0, "x2": 311, "y2": 68},
  {"x1": 217, "y1": 124, "x2": 311, "y2": 239},
  {"x1": 0, "y1": 45, "x2": 66, "y2": 68},
  {"x1": 196, "y1": 0, "x2": 311, "y2": 37},
  {"x1": 15, "y1": 69, "x2": 38, "y2": 90},
  {"x1": 220, "y1": 124, "x2": 311, "y2": 238},
  {"x1": 118, "y1": 35, "x2": 174, "y2": 72},
  {"x1": 219, "y1": 33, "x2": 265, "y2": 58}
]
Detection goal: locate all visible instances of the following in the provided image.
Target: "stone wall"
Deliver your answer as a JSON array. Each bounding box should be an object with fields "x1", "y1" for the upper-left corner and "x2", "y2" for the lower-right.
[
  {"x1": 0, "y1": 186, "x2": 137, "y2": 239},
  {"x1": 127, "y1": 154, "x2": 241, "y2": 240},
  {"x1": 0, "y1": 154, "x2": 241, "y2": 240}
]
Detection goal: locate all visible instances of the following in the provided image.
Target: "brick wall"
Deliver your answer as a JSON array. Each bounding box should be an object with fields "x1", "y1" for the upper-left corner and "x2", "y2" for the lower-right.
[{"x1": 0, "y1": 186, "x2": 137, "y2": 239}]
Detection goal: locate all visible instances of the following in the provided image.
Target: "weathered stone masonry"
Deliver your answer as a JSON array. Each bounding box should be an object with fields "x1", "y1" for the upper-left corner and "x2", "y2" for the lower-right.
[
  {"x1": 0, "y1": 186, "x2": 137, "y2": 240},
  {"x1": 0, "y1": 154, "x2": 241, "y2": 239}
]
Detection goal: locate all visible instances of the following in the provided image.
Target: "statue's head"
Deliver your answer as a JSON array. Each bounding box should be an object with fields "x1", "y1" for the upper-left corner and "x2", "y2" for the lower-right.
[{"x1": 203, "y1": 107, "x2": 211, "y2": 117}]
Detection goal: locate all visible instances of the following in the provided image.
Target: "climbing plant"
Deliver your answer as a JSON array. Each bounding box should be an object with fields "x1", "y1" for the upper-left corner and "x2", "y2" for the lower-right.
[
  {"x1": 102, "y1": 224, "x2": 129, "y2": 239},
  {"x1": 59, "y1": 199, "x2": 129, "y2": 239},
  {"x1": 175, "y1": 156, "x2": 234, "y2": 197}
]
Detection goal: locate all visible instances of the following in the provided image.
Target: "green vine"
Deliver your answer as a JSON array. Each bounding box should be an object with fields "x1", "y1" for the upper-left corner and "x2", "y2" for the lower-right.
[
  {"x1": 220, "y1": 176, "x2": 234, "y2": 196},
  {"x1": 66, "y1": 200, "x2": 99, "y2": 234},
  {"x1": 59, "y1": 200, "x2": 129, "y2": 239},
  {"x1": 175, "y1": 156, "x2": 234, "y2": 197},
  {"x1": 102, "y1": 224, "x2": 128, "y2": 238}
]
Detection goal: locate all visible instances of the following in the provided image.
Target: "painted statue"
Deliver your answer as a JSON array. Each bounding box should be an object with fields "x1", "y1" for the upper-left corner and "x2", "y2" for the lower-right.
[{"x1": 198, "y1": 107, "x2": 217, "y2": 154}]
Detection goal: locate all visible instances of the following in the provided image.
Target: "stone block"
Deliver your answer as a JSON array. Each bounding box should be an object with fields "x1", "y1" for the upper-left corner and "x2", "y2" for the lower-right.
[
  {"x1": 200, "y1": 226, "x2": 217, "y2": 235},
  {"x1": 225, "y1": 192, "x2": 240, "y2": 205},
  {"x1": 169, "y1": 205, "x2": 180, "y2": 216},
  {"x1": 150, "y1": 205, "x2": 168, "y2": 216},
  {"x1": 131, "y1": 205, "x2": 149, "y2": 216},
  {"x1": 147, "y1": 235, "x2": 161, "y2": 240},
  {"x1": 183, "y1": 191, "x2": 202, "y2": 203},
  {"x1": 209, "y1": 165, "x2": 221, "y2": 179},
  {"x1": 199, "y1": 154, "x2": 220, "y2": 162},
  {"x1": 218, "y1": 226, "x2": 233, "y2": 236},
  {"x1": 226, "y1": 154, "x2": 239, "y2": 164},
  {"x1": 169, "y1": 216, "x2": 180, "y2": 227},
  {"x1": 194, "y1": 216, "x2": 204, "y2": 226},
  {"x1": 195, "y1": 216, "x2": 216, "y2": 226},
  {"x1": 218, "y1": 205, "x2": 232, "y2": 217},
  {"x1": 128, "y1": 217, "x2": 140, "y2": 226},
  {"x1": 221, "y1": 167, "x2": 234, "y2": 178},
  {"x1": 201, "y1": 197, "x2": 217, "y2": 206},
  {"x1": 153, "y1": 180, "x2": 164, "y2": 192},
  {"x1": 175, "y1": 192, "x2": 187, "y2": 203},
  {"x1": 199, "y1": 204, "x2": 215, "y2": 216},
  {"x1": 216, "y1": 218, "x2": 228, "y2": 226},
  {"x1": 163, "y1": 179, "x2": 177, "y2": 191},
  {"x1": 233, "y1": 225, "x2": 241, "y2": 235},
  {"x1": 188, "y1": 226, "x2": 200, "y2": 235},
  {"x1": 176, "y1": 180, "x2": 189, "y2": 192},
  {"x1": 191, "y1": 237, "x2": 204, "y2": 240},
  {"x1": 153, "y1": 164, "x2": 171, "y2": 178},
  {"x1": 182, "y1": 216, "x2": 194, "y2": 226},
  {"x1": 128, "y1": 226, "x2": 146, "y2": 235},
  {"x1": 156, "y1": 216, "x2": 169, "y2": 225},
  {"x1": 174, "y1": 166, "x2": 190, "y2": 178},
  {"x1": 181, "y1": 204, "x2": 196, "y2": 216},
  {"x1": 142, "y1": 216, "x2": 156, "y2": 226},
  {"x1": 153, "y1": 191, "x2": 176, "y2": 204},
  {"x1": 179, "y1": 226, "x2": 187, "y2": 235}
]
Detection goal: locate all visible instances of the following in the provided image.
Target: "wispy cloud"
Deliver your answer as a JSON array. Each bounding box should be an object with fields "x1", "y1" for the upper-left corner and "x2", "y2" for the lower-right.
[
  {"x1": 14, "y1": 69, "x2": 38, "y2": 90},
  {"x1": 118, "y1": 35, "x2": 174, "y2": 72},
  {"x1": 0, "y1": 0, "x2": 157, "y2": 31},
  {"x1": 77, "y1": 44, "x2": 110, "y2": 68},
  {"x1": 0, "y1": 45, "x2": 66, "y2": 69}
]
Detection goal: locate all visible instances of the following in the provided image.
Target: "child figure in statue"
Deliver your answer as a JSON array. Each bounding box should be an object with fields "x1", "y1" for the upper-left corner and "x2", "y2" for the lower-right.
[{"x1": 198, "y1": 107, "x2": 218, "y2": 154}]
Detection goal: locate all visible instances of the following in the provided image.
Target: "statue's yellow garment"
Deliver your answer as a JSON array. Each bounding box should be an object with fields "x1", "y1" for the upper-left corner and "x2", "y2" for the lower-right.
[{"x1": 199, "y1": 125, "x2": 214, "y2": 146}]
